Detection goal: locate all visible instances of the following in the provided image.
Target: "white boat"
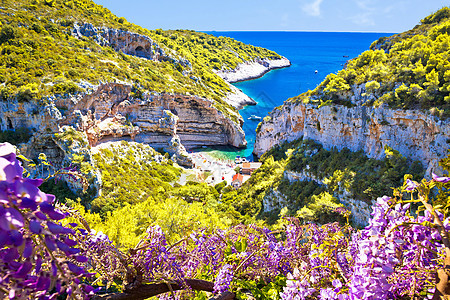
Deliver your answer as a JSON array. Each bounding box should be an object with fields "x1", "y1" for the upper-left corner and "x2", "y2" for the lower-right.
[{"x1": 248, "y1": 115, "x2": 262, "y2": 120}]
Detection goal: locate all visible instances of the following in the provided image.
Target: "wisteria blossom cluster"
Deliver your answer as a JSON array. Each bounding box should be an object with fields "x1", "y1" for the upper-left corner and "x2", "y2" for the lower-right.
[
  {"x1": 127, "y1": 177, "x2": 450, "y2": 299},
  {"x1": 0, "y1": 143, "x2": 93, "y2": 299},
  {"x1": 280, "y1": 176, "x2": 450, "y2": 300},
  {"x1": 125, "y1": 221, "x2": 352, "y2": 299}
]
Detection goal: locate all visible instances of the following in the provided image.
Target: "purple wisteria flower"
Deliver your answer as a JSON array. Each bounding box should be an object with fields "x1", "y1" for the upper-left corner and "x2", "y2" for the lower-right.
[
  {"x1": 213, "y1": 264, "x2": 234, "y2": 294},
  {"x1": 405, "y1": 179, "x2": 419, "y2": 191},
  {"x1": 432, "y1": 173, "x2": 450, "y2": 183},
  {"x1": 0, "y1": 142, "x2": 93, "y2": 299}
]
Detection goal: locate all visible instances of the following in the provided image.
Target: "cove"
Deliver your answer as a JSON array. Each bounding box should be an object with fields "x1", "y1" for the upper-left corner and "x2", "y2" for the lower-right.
[{"x1": 201, "y1": 31, "x2": 391, "y2": 160}]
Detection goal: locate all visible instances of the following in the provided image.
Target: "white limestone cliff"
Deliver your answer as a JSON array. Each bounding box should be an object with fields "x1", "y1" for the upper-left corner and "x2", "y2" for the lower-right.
[{"x1": 254, "y1": 101, "x2": 450, "y2": 176}]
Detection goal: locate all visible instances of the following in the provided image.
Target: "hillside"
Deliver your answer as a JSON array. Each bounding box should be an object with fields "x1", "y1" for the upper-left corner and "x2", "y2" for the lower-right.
[
  {"x1": 0, "y1": 0, "x2": 290, "y2": 164},
  {"x1": 288, "y1": 7, "x2": 450, "y2": 115},
  {"x1": 254, "y1": 7, "x2": 450, "y2": 175},
  {"x1": 3, "y1": 5, "x2": 450, "y2": 300},
  {"x1": 0, "y1": 0, "x2": 283, "y2": 103}
]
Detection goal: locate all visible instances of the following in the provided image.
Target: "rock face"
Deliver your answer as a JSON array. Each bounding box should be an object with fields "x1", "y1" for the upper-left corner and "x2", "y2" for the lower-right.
[
  {"x1": 215, "y1": 57, "x2": 291, "y2": 83},
  {"x1": 261, "y1": 168, "x2": 373, "y2": 227},
  {"x1": 254, "y1": 101, "x2": 450, "y2": 175},
  {"x1": 0, "y1": 83, "x2": 245, "y2": 167},
  {"x1": 72, "y1": 23, "x2": 190, "y2": 67},
  {"x1": 18, "y1": 127, "x2": 101, "y2": 196},
  {"x1": 0, "y1": 100, "x2": 62, "y2": 133},
  {"x1": 56, "y1": 83, "x2": 246, "y2": 149},
  {"x1": 2, "y1": 82, "x2": 245, "y2": 149}
]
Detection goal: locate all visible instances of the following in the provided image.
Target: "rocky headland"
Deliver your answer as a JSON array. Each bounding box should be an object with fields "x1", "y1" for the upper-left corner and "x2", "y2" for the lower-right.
[
  {"x1": 215, "y1": 57, "x2": 291, "y2": 83},
  {"x1": 0, "y1": 19, "x2": 292, "y2": 171}
]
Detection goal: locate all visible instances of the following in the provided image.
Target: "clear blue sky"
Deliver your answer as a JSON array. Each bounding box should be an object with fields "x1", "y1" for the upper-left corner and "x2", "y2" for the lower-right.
[{"x1": 93, "y1": 0, "x2": 448, "y2": 32}]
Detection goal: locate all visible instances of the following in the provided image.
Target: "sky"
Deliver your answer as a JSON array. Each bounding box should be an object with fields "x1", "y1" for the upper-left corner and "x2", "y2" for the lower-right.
[{"x1": 93, "y1": 0, "x2": 449, "y2": 33}]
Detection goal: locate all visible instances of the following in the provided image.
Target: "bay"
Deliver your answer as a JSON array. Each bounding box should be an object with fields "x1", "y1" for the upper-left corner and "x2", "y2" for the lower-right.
[{"x1": 201, "y1": 31, "x2": 393, "y2": 160}]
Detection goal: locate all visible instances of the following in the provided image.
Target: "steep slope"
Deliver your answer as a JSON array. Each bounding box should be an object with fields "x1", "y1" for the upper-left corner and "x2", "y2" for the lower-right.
[
  {"x1": 0, "y1": 0, "x2": 289, "y2": 164},
  {"x1": 254, "y1": 8, "x2": 450, "y2": 175}
]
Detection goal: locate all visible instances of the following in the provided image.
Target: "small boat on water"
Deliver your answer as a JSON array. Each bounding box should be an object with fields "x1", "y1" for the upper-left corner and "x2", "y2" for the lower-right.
[
  {"x1": 248, "y1": 115, "x2": 262, "y2": 120},
  {"x1": 235, "y1": 156, "x2": 248, "y2": 164}
]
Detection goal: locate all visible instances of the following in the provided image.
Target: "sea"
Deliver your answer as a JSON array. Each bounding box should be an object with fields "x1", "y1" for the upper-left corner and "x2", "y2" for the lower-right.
[{"x1": 199, "y1": 31, "x2": 392, "y2": 161}]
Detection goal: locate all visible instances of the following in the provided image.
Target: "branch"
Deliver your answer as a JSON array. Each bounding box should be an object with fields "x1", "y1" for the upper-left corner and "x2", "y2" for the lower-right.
[
  {"x1": 214, "y1": 291, "x2": 236, "y2": 300},
  {"x1": 418, "y1": 195, "x2": 450, "y2": 299},
  {"x1": 92, "y1": 279, "x2": 215, "y2": 300}
]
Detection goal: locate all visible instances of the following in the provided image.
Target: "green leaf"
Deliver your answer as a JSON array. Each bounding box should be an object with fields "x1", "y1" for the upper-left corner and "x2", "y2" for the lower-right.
[{"x1": 17, "y1": 154, "x2": 31, "y2": 162}]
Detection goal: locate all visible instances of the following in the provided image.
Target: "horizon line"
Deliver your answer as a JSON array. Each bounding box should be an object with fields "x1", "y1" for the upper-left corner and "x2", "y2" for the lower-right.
[{"x1": 199, "y1": 29, "x2": 397, "y2": 34}]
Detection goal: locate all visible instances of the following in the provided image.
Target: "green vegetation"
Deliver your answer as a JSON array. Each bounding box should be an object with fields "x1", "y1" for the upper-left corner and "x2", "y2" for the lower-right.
[
  {"x1": 0, "y1": 0, "x2": 281, "y2": 121},
  {"x1": 265, "y1": 138, "x2": 424, "y2": 202},
  {"x1": 63, "y1": 141, "x2": 235, "y2": 247},
  {"x1": 0, "y1": 127, "x2": 32, "y2": 144},
  {"x1": 216, "y1": 138, "x2": 424, "y2": 227},
  {"x1": 221, "y1": 156, "x2": 286, "y2": 223},
  {"x1": 289, "y1": 7, "x2": 450, "y2": 117},
  {"x1": 89, "y1": 141, "x2": 181, "y2": 216}
]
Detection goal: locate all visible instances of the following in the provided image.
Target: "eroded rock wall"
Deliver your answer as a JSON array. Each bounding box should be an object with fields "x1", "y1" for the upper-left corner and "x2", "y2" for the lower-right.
[
  {"x1": 72, "y1": 23, "x2": 190, "y2": 67},
  {"x1": 57, "y1": 83, "x2": 246, "y2": 149},
  {"x1": 254, "y1": 101, "x2": 450, "y2": 175}
]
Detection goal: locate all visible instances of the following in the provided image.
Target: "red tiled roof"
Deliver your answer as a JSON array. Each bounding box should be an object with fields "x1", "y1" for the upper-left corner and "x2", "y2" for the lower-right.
[{"x1": 232, "y1": 173, "x2": 244, "y2": 182}]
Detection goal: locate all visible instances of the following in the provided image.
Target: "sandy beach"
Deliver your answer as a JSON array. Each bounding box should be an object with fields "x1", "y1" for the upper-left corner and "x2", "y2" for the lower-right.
[{"x1": 178, "y1": 151, "x2": 237, "y2": 186}]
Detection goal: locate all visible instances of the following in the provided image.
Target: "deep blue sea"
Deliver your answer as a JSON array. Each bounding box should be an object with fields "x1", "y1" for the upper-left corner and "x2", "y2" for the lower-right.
[{"x1": 201, "y1": 31, "x2": 392, "y2": 160}]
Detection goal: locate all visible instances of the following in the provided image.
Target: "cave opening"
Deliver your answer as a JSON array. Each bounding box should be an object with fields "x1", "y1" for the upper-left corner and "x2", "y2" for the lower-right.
[
  {"x1": 135, "y1": 46, "x2": 147, "y2": 58},
  {"x1": 7, "y1": 118, "x2": 13, "y2": 130}
]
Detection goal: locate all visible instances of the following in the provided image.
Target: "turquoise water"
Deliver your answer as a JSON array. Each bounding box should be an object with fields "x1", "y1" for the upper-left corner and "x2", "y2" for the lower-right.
[{"x1": 202, "y1": 31, "x2": 392, "y2": 160}]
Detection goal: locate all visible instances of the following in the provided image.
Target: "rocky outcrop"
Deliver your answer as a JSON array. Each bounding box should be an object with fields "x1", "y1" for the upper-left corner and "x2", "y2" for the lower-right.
[
  {"x1": 254, "y1": 100, "x2": 450, "y2": 176},
  {"x1": 56, "y1": 83, "x2": 246, "y2": 150},
  {"x1": 215, "y1": 57, "x2": 291, "y2": 83},
  {"x1": 223, "y1": 84, "x2": 256, "y2": 110},
  {"x1": 72, "y1": 23, "x2": 191, "y2": 68},
  {"x1": 158, "y1": 110, "x2": 193, "y2": 167},
  {"x1": 18, "y1": 127, "x2": 101, "y2": 196},
  {"x1": 262, "y1": 169, "x2": 373, "y2": 227},
  {"x1": 0, "y1": 101, "x2": 62, "y2": 133}
]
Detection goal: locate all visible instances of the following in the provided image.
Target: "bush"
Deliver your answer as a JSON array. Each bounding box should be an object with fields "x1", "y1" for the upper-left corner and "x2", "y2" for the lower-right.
[
  {"x1": 0, "y1": 25, "x2": 16, "y2": 43},
  {"x1": 0, "y1": 127, "x2": 32, "y2": 145},
  {"x1": 17, "y1": 83, "x2": 40, "y2": 102}
]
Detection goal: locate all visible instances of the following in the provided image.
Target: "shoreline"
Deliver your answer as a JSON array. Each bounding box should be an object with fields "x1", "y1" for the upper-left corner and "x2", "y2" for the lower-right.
[
  {"x1": 184, "y1": 57, "x2": 292, "y2": 165},
  {"x1": 228, "y1": 60, "x2": 292, "y2": 84},
  {"x1": 178, "y1": 151, "x2": 237, "y2": 186},
  {"x1": 215, "y1": 57, "x2": 291, "y2": 84}
]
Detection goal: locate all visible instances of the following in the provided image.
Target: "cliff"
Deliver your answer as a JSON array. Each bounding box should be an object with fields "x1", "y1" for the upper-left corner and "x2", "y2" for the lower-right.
[
  {"x1": 254, "y1": 99, "x2": 450, "y2": 175},
  {"x1": 1, "y1": 83, "x2": 245, "y2": 165},
  {"x1": 72, "y1": 23, "x2": 189, "y2": 67},
  {"x1": 0, "y1": 0, "x2": 290, "y2": 155},
  {"x1": 254, "y1": 8, "x2": 450, "y2": 175},
  {"x1": 215, "y1": 57, "x2": 291, "y2": 83}
]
